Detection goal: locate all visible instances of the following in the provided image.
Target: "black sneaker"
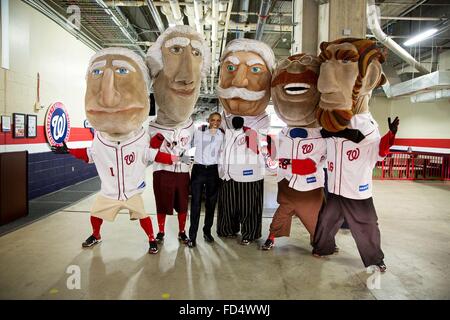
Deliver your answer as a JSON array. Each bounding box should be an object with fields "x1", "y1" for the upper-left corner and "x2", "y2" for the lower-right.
[
  {"x1": 82, "y1": 235, "x2": 101, "y2": 248},
  {"x1": 203, "y1": 234, "x2": 215, "y2": 243},
  {"x1": 261, "y1": 238, "x2": 274, "y2": 250},
  {"x1": 178, "y1": 231, "x2": 189, "y2": 244},
  {"x1": 240, "y1": 239, "x2": 251, "y2": 246},
  {"x1": 187, "y1": 239, "x2": 196, "y2": 248},
  {"x1": 376, "y1": 261, "x2": 387, "y2": 273},
  {"x1": 148, "y1": 241, "x2": 158, "y2": 254},
  {"x1": 156, "y1": 232, "x2": 165, "y2": 243}
]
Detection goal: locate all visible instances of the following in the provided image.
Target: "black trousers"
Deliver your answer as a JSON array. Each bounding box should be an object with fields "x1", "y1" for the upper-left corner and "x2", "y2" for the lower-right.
[
  {"x1": 313, "y1": 193, "x2": 385, "y2": 267},
  {"x1": 189, "y1": 164, "x2": 221, "y2": 241},
  {"x1": 217, "y1": 179, "x2": 264, "y2": 241}
]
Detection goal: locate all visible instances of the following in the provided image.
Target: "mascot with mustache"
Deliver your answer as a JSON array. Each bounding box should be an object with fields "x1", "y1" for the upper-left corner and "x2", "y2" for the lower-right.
[
  {"x1": 216, "y1": 39, "x2": 275, "y2": 245},
  {"x1": 52, "y1": 48, "x2": 159, "y2": 254},
  {"x1": 261, "y1": 53, "x2": 327, "y2": 251},
  {"x1": 312, "y1": 38, "x2": 399, "y2": 272},
  {"x1": 146, "y1": 26, "x2": 210, "y2": 245}
]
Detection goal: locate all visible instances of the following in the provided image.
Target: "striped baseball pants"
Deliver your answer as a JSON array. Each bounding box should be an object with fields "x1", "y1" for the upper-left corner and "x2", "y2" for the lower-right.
[{"x1": 217, "y1": 179, "x2": 264, "y2": 241}]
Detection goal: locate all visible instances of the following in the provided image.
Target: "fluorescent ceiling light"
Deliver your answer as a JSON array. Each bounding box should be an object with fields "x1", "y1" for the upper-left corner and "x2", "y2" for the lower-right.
[{"x1": 404, "y1": 28, "x2": 438, "y2": 46}]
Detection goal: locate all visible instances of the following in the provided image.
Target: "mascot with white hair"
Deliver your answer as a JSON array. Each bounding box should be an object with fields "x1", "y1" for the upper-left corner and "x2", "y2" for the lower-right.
[
  {"x1": 145, "y1": 26, "x2": 210, "y2": 244},
  {"x1": 216, "y1": 39, "x2": 275, "y2": 245},
  {"x1": 52, "y1": 47, "x2": 160, "y2": 254}
]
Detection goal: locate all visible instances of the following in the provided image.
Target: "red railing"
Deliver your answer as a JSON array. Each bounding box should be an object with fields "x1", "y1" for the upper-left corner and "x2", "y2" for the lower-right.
[{"x1": 373, "y1": 152, "x2": 450, "y2": 180}]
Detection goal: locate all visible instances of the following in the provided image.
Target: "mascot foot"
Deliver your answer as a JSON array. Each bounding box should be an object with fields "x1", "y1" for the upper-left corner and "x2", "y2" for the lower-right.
[
  {"x1": 261, "y1": 239, "x2": 274, "y2": 251},
  {"x1": 148, "y1": 241, "x2": 159, "y2": 254},
  {"x1": 178, "y1": 231, "x2": 189, "y2": 244},
  {"x1": 82, "y1": 235, "x2": 101, "y2": 248},
  {"x1": 156, "y1": 232, "x2": 165, "y2": 243},
  {"x1": 376, "y1": 261, "x2": 387, "y2": 273}
]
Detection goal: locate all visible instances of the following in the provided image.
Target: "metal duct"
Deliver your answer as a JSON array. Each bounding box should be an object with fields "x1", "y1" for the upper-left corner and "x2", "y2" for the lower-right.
[
  {"x1": 367, "y1": 0, "x2": 429, "y2": 75},
  {"x1": 383, "y1": 70, "x2": 450, "y2": 98},
  {"x1": 255, "y1": 0, "x2": 271, "y2": 41},
  {"x1": 410, "y1": 89, "x2": 450, "y2": 103}
]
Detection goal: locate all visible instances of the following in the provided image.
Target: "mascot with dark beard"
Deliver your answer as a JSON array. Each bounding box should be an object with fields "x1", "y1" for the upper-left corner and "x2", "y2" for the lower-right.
[{"x1": 312, "y1": 38, "x2": 399, "y2": 272}]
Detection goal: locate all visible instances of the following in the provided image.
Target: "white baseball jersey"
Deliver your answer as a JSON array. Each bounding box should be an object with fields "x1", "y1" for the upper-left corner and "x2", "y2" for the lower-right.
[
  {"x1": 221, "y1": 112, "x2": 270, "y2": 132},
  {"x1": 326, "y1": 112, "x2": 385, "y2": 200},
  {"x1": 218, "y1": 112, "x2": 269, "y2": 182},
  {"x1": 148, "y1": 118, "x2": 195, "y2": 173},
  {"x1": 87, "y1": 128, "x2": 153, "y2": 201},
  {"x1": 277, "y1": 127, "x2": 327, "y2": 192}
]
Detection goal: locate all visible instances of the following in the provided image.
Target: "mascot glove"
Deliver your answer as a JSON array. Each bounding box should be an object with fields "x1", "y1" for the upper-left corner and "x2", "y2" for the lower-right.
[
  {"x1": 245, "y1": 128, "x2": 259, "y2": 154},
  {"x1": 291, "y1": 158, "x2": 317, "y2": 175},
  {"x1": 150, "y1": 133, "x2": 165, "y2": 149}
]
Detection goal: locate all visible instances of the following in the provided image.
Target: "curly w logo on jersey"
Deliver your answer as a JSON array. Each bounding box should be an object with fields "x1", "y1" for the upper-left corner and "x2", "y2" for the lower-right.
[
  {"x1": 346, "y1": 148, "x2": 360, "y2": 161},
  {"x1": 124, "y1": 152, "x2": 135, "y2": 165},
  {"x1": 302, "y1": 143, "x2": 314, "y2": 154}
]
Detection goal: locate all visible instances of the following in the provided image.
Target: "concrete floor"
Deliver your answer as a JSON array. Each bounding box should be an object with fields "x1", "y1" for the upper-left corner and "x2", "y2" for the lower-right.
[{"x1": 0, "y1": 169, "x2": 449, "y2": 300}]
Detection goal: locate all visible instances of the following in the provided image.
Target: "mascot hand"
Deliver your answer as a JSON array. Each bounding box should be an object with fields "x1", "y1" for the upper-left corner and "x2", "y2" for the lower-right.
[
  {"x1": 51, "y1": 141, "x2": 69, "y2": 154},
  {"x1": 291, "y1": 158, "x2": 317, "y2": 175},
  {"x1": 179, "y1": 153, "x2": 193, "y2": 164},
  {"x1": 170, "y1": 155, "x2": 180, "y2": 163},
  {"x1": 150, "y1": 133, "x2": 165, "y2": 148},
  {"x1": 245, "y1": 128, "x2": 259, "y2": 154},
  {"x1": 388, "y1": 116, "x2": 399, "y2": 135}
]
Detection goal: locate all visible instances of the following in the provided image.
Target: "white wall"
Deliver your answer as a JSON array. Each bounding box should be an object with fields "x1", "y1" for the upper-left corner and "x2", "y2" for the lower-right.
[
  {"x1": 370, "y1": 95, "x2": 450, "y2": 139},
  {"x1": 0, "y1": 0, "x2": 94, "y2": 140}
]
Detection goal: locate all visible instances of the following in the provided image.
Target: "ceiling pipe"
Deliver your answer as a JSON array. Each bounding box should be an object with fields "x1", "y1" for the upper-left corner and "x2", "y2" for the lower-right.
[
  {"x1": 184, "y1": 3, "x2": 197, "y2": 29},
  {"x1": 221, "y1": 0, "x2": 234, "y2": 56},
  {"x1": 238, "y1": 0, "x2": 249, "y2": 38},
  {"x1": 193, "y1": 0, "x2": 204, "y2": 35},
  {"x1": 218, "y1": 1, "x2": 228, "y2": 26},
  {"x1": 229, "y1": 22, "x2": 292, "y2": 32},
  {"x1": 145, "y1": 0, "x2": 165, "y2": 33},
  {"x1": 210, "y1": 0, "x2": 219, "y2": 94},
  {"x1": 104, "y1": 1, "x2": 145, "y2": 6},
  {"x1": 367, "y1": 0, "x2": 430, "y2": 75},
  {"x1": 382, "y1": 0, "x2": 428, "y2": 31},
  {"x1": 255, "y1": 0, "x2": 272, "y2": 41},
  {"x1": 169, "y1": 0, "x2": 184, "y2": 25},
  {"x1": 380, "y1": 16, "x2": 445, "y2": 21}
]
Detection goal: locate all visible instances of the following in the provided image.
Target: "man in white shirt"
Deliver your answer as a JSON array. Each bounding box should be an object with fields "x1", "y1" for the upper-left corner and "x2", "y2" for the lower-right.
[
  {"x1": 187, "y1": 112, "x2": 224, "y2": 248},
  {"x1": 216, "y1": 39, "x2": 275, "y2": 245},
  {"x1": 312, "y1": 38, "x2": 399, "y2": 272},
  {"x1": 146, "y1": 25, "x2": 210, "y2": 244}
]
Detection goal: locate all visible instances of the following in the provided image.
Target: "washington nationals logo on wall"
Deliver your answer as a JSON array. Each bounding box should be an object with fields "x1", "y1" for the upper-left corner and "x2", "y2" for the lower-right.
[{"x1": 45, "y1": 102, "x2": 71, "y2": 147}]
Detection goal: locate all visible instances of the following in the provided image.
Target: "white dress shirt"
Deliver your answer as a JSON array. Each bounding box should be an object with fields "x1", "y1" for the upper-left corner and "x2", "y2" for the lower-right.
[{"x1": 193, "y1": 127, "x2": 224, "y2": 165}]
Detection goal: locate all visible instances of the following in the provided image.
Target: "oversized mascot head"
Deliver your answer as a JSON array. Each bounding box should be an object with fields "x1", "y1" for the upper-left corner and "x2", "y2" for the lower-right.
[
  {"x1": 146, "y1": 25, "x2": 210, "y2": 126},
  {"x1": 85, "y1": 47, "x2": 151, "y2": 136},
  {"x1": 271, "y1": 53, "x2": 321, "y2": 127},
  {"x1": 218, "y1": 38, "x2": 275, "y2": 117},
  {"x1": 316, "y1": 38, "x2": 386, "y2": 132}
]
